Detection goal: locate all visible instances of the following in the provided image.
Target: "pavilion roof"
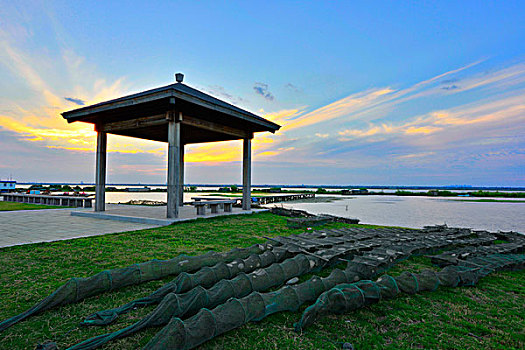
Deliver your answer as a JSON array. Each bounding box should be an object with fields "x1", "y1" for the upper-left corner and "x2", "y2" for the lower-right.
[{"x1": 62, "y1": 81, "x2": 280, "y2": 144}]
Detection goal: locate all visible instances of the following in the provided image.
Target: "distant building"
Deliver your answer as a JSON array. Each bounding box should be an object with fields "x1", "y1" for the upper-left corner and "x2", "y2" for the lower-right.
[
  {"x1": 0, "y1": 180, "x2": 16, "y2": 193},
  {"x1": 342, "y1": 188, "x2": 369, "y2": 195}
]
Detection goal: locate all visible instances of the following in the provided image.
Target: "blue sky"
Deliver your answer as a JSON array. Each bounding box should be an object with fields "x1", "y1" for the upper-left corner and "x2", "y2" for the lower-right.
[{"x1": 0, "y1": 1, "x2": 524, "y2": 186}]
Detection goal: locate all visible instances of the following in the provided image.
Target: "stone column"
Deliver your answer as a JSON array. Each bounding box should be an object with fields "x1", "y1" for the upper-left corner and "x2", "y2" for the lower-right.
[
  {"x1": 242, "y1": 138, "x2": 252, "y2": 210},
  {"x1": 95, "y1": 131, "x2": 107, "y2": 211},
  {"x1": 179, "y1": 144, "x2": 185, "y2": 206},
  {"x1": 167, "y1": 113, "x2": 181, "y2": 218}
]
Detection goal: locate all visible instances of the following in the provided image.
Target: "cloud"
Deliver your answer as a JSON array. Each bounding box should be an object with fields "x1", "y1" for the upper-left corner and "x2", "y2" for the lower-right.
[
  {"x1": 253, "y1": 82, "x2": 274, "y2": 101},
  {"x1": 440, "y1": 79, "x2": 458, "y2": 85},
  {"x1": 283, "y1": 88, "x2": 395, "y2": 131},
  {"x1": 284, "y1": 83, "x2": 301, "y2": 92},
  {"x1": 336, "y1": 91, "x2": 525, "y2": 146},
  {"x1": 262, "y1": 108, "x2": 304, "y2": 125},
  {"x1": 64, "y1": 97, "x2": 85, "y2": 105},
  {"x1": 396, "y1": 152, "x2": 436, "y2": 159},
  {"x1": 206, "y1": 85, "x2": 246, "y2": 105}
]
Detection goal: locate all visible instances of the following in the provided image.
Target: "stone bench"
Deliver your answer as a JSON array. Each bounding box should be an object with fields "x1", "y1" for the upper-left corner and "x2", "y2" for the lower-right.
[{"x1": 190, "y1": 200, "x2": 237, "y2": 215}]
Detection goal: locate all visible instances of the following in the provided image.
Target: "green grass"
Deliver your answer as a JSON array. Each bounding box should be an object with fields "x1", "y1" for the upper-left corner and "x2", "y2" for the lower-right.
[
  {"x1": 0, "y1": 201, "x2": 66, "y2": 211},
  {"x1": 0, "y1": 212, "x2": 523, "y2": 349}
]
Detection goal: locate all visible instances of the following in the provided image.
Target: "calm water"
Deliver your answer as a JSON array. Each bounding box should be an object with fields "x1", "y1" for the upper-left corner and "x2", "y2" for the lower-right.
[
  {"x1": 269, "y1": 195, "x2": 525, "y2": 233},
  {"x1": 101, "y1": 192, "x2": 524, "y2": 232},
  {"x1": 13, "y1": 186, "x2": 525, "y2": 232}
]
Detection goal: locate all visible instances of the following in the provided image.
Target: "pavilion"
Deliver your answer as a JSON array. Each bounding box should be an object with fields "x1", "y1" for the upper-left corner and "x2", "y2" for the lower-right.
[{"x1": 62, "y1": 73, "x2": 280, "y2": 220}]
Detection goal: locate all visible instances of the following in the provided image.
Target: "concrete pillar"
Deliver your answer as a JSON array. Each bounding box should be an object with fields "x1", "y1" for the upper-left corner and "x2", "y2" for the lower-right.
[
  {"x1": 167, "y1": 114, "x2": 181, "y2": 218},
  {"x1": 95, "y1": 131, "x2": 107, "y2": 211},
  {"x1": 242, "y1": 138, "x2": 252, "y2": 210},
  {"x1": 179, "y1": 144, "x2": 184, "y2": 206}
]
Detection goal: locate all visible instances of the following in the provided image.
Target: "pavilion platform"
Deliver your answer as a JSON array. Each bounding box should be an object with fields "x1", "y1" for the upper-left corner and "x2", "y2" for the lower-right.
[{"x1": 71, "y1": 204, "x2": 268, "y2": 225}]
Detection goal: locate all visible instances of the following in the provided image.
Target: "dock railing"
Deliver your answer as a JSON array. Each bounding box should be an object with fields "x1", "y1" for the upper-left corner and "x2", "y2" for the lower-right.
[{"x1": 1, "y1": 193, "x2": 93, "y2": 208}]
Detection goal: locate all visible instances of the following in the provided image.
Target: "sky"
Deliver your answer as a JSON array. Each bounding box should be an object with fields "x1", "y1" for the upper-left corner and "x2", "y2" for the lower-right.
[{"x1": 0, "y1": 1, "x2": 524, "y2": 186}]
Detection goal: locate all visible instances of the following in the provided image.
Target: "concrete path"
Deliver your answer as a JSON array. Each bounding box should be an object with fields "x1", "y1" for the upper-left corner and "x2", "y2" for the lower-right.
[
  {"x1": 72, "y1": 204, "x2": 262, "y2": 225},
  {"x1": 0, "y1": 207, "x2": 158, "y2": 248}
]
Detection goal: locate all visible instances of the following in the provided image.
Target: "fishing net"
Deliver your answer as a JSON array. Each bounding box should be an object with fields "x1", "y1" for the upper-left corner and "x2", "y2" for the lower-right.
[
  {"x1": 79, "y1": 228, "x2": 396, "y2": 328},
  {"x1": 294, "y1": 253, "x2": 525, "y2": 332},
  {"x1": 141, "y1": 233, "x2": 479, "y2": 350},
  {"x1": 141, "y1": 230, "x2": 523, "y2": 350},
  {"x1": 81, "y1": 247, "x2": 289, "y2": 326},
  {"x1": 65, "y1": 224, "x2": 509, "y2": 350},
  {"x1": 430, "y1": 239, "x2": 525, "y2": 267},
  {"x1": 2, "y1": 222, "x2": 521, "y2": 350},
  {"x1": 67, "y1": 242, "x2": 386, "y2": 350},
  {"x1": 0, "y1": 243, "x2": 271, "y2": 333},
  {"x1": 141, "y1": 239, "x2": 433, "y2": 350}
]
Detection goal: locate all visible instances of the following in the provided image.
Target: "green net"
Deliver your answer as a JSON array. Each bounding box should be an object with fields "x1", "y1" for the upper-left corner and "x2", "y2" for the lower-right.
[
  {"x1": 67, "y1": 239, "x2": 390, "y2": 350},
  {"x1": 294, "y1": 253, "x2": 525, "y2": 332},
  {"x1": 141, "y1": 227, "x2": 487, "y2": 350},
  {"x1": 0, "y1": 243, "x2": 270, "y2": 333},
  {"x1": 80, "y1": 246, "x2": 289, "y2": 326},
  {"x1": 3, "y1": 222, "x2": 521, "y2": 350},
  {"x1": 141, "y1": 229, "x2": 523, "y2": 350},
  {"x1": 79, "y1": 228, "x2": 402, "y2": 328}
]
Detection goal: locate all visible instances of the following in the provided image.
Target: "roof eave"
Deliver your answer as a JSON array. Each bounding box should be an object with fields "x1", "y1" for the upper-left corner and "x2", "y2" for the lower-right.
[{"x1": 62, "y1": 87, "x2": 281, "y2": 132}]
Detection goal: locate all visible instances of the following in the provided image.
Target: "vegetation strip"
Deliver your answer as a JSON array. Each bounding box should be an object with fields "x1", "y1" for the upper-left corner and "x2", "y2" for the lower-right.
[{"x1": 0, "y1": 202, "x2": 67, "y2": 211}]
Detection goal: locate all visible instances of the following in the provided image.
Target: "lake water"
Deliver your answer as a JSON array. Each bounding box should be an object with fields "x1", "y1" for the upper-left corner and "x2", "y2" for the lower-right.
[
  {"x1": 12, "y1": 186, "x2": 525, "y2": 232},
  {"x1": 270, "y1": 195, "x2": 524, "y2": 232},
  {"x1": 98, "y1": 192, "x2": 523, "y2": 232}
]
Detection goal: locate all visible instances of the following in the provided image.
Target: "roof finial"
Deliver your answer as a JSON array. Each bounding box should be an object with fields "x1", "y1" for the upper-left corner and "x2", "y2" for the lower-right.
[{"x1": 175, "y1": 72, "x2": 184, "y2": 83}]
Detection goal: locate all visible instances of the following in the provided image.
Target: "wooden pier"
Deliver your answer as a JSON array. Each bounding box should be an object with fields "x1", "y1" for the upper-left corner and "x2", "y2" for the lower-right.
[
  {"x1": 192, "y1": 193, "x2": 315, "y2": 206},
  {"x1": 1, "y1": 193, "x2": 93, "y2": 208},
  {"x1": 252, "y1": 193, "x2": 315, "y2": 205}
]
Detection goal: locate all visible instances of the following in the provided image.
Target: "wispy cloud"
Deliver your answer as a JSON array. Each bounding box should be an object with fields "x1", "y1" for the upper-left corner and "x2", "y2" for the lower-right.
[
  {"x1": 205, "y1": 85, "x2": 246, "y2": 105},
  {"x1": 284, "y1": 83, "x2": 301, "y2": 93},
  {"x1": 64, "y1": 97, "x2": 85, "y2": 105},
  {"x1": 336, "y1": 92, "x2": 525, "y2": 142},
  {"x1": 253, "y1": 82, "x2": 274, "y2": 101}
]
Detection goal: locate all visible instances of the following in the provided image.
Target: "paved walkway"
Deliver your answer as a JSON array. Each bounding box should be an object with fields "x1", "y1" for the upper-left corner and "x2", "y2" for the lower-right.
[
  {"x1": 0, "y1": 207, "x2": 157, "y2": 248},
  {"x1": 72, "y1": 204, "x2": 260, "y2": 225}
]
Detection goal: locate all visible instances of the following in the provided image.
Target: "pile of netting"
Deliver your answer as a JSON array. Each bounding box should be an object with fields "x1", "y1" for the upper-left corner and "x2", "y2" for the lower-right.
[
  {"x1": 0, "y1": 243, "x2": 271, "y2": 332},
  {"x1": 294, "y1": 253, "x2": 525, "y2": 332},
  {"x1": 0, "y1": 223, "x2": 523, "y2": 350},
  {"x1": 142, "y1": 233, "x2": 525, "y2": 350}
]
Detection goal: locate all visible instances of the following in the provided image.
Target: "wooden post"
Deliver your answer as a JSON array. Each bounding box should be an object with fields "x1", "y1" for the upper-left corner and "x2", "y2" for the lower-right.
[
  {"x1": 95, "y1": 131, "x2": 107, "y2": 211},
  {"x1": 242, "y1": 138, "x2": 252, "y2": 210},
  {"x1": 179, "y1": 144, "x2": 184, "y2": 206},
  {"x1": 167, "y1": 112, "x2": 181, "y2": 218}
]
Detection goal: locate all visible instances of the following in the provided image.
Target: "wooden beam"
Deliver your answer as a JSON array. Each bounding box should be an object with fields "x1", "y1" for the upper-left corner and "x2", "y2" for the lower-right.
[
  {"x1": 95, "y1": 131, "x2": 107, "y2": 211},
  {"x1": 167, "y1": 116, "x2": 181, "y2": 218},
  {"x1": 182, "y1": 115, "x2": 252, "y2": 139},
  {"x1": 99, "y1": 113, "x2": 251, "y2": 141},
  {"x1": 242, "y1": 138, "x2": 251, "y2": 210},
  {"x1": 99, "y1": 114, "x2": 168, "y2": 133}
]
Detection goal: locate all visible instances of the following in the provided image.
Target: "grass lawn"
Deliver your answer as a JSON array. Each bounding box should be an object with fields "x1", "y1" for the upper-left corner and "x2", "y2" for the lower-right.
[
  {"x1": 0, "y1": 212, "x2": 523, "y2": 349},
  {"x1": 0, "y1": 201, "x2": 66, "y2": 211}
]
